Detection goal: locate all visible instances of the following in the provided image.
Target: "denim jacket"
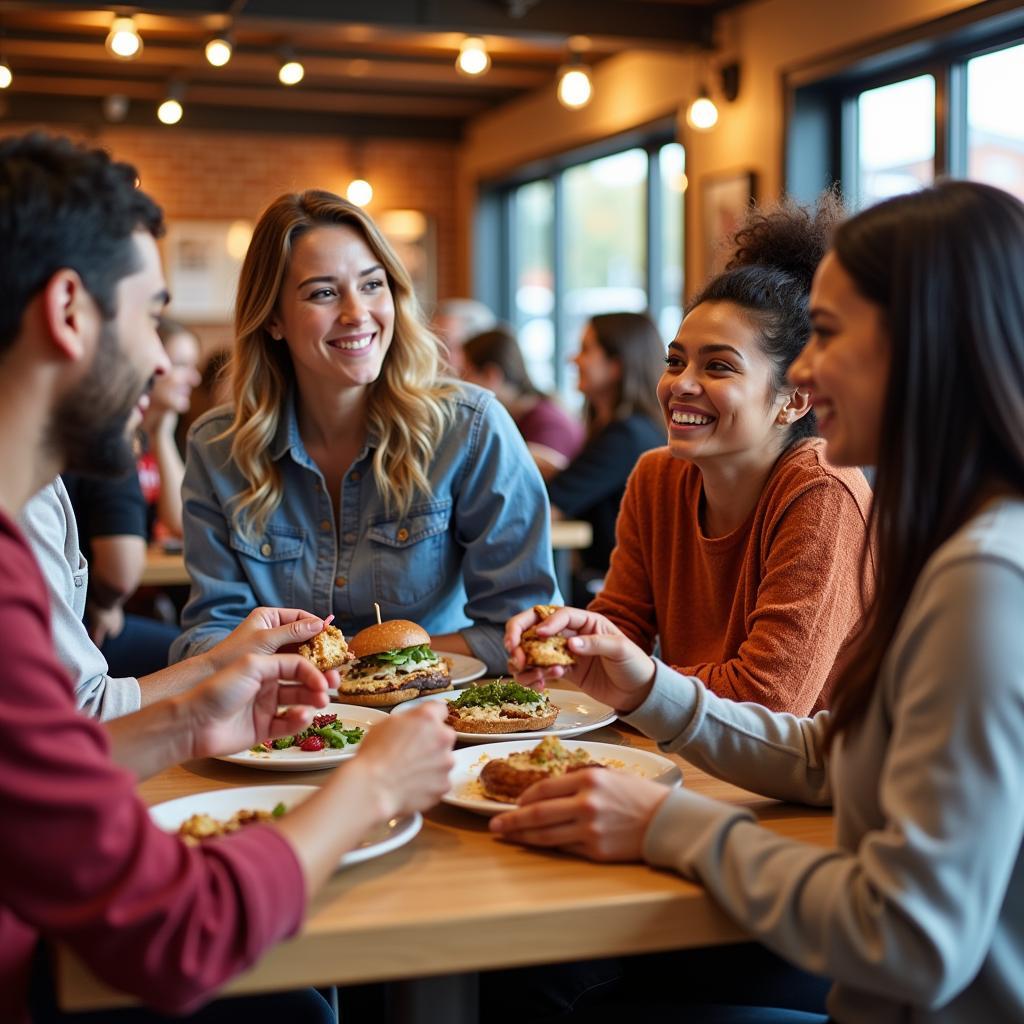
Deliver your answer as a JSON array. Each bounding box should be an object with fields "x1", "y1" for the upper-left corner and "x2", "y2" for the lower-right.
[{"x1": 169, "y1": 383, "x2": 560, "y2": 672}]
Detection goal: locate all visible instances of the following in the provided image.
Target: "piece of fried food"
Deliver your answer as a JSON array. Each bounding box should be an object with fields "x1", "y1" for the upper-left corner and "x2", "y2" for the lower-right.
[
  {"x1": 298, "y1": 624, "x2": 352, "y2": 672},
  {"x1": 480, "y1": 736, "x2": 601, "y2": 802},
  {"x1": 521, "y1": 605, "x2": 575, "y2": 667}
]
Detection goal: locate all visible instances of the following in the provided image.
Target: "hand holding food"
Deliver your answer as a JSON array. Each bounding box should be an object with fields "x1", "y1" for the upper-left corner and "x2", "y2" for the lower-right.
[
  {"x1": 205, "y1": 606, "x2": 336, "y2": 672},
  {"x1": 489, "y1": 764, "x2": 672, "y2": 862},
  {"x1": 298, "y1": 623, "x2": 353, "y2": 671},
  {"x1": 353, "y1": 701, "x2": 456, "y2": 820},
  {"x1": 505, "y1": 606, "x2": 656, "y2": 712},
  {"x1": 183, "y1": 652, "x2": 331, "y2": 760},
  {"x1": 446, "y1": 680, "x2": 559, "y2": 735},
  {"x1": 521, "y1": 604, "x2": 575, "y2": 667}
]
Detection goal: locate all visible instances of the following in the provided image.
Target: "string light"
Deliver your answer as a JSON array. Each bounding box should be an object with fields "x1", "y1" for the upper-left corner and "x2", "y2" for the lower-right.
[
  {"x1": 0, "y1": 61, "x2": 12, "y2": 90},
  {"x1": 686, "y1": 89, "x2": 719, "y2": 131},
  {"x1": 157, "y1": 83, "x2": 184, "y2": 125},
  {"x1": 456, "y1": 36, "x2": 490, "y2": 76},
  {"x1": 278, "y1": 52, "x2": 305, "y2": 85},
  {"x1": 557, "y1": 63, "x2": 593, "y2": 109},
  {"x1": 106, "y1": 16, "x2": 143, "y2": 60},
  {"x1": 346, "y1": 178, "x2": 373, "y2": 207},
  {"x1": 205, "y1": 35, "x2": 233, "y2": 67}
]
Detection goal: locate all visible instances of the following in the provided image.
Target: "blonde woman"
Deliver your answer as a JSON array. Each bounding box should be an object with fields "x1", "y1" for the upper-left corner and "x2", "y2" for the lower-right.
[{"x1": 170, "y1": 191, "x2": 558, "y2": 671}]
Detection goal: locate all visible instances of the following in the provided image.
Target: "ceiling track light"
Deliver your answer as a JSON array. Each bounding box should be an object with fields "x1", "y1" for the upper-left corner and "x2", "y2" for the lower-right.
[
  {"x1": 686, "y1": 85, "x2": 719, "y2": 131},
  {"x1": 157, "y1": 82, "x2": 184, "y2": 125},
  {"x1": 557, "y1": 54, "x2": 593, "y2": 110},
  {"x1": 278, "y1": 48, "x2": 304, "y2": 86},
  {"x1": 456, "y1": 36, "x2": 490, "y2": 77},
  {"x1": 106, "y1": 15, "x2": 143, "y2": 60},
  {"x1": 0, "y1": 58, "x2": 12, "y2": 90}
]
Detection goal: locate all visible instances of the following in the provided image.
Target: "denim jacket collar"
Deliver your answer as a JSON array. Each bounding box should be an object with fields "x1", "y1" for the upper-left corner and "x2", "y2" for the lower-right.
[{"x1": 269, "y1": 385, "x2": 377, "y2": 468}]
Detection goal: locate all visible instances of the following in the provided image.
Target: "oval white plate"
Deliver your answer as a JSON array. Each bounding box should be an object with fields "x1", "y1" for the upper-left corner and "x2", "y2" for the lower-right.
[
  {"x1": 437, "y1": 652, "x2": 487, "y2": 688},
  {"x1": 444, "y1": 738, "x2": 682, "y2": 817},
  {"x1": 391, "y1": 688, "x2": 617, "y2": 744},
  {"x1": 217, "y1": 704, "x2": 388, "y2": 772},
  {"x1": 150, "y1": 784, "x2": 422, "y2": 868}
]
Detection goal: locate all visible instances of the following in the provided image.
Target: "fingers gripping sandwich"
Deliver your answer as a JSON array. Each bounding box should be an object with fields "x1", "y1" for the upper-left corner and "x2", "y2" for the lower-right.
[{"x1": 337, "y1": 619, "x2": 451, "y2": 708}]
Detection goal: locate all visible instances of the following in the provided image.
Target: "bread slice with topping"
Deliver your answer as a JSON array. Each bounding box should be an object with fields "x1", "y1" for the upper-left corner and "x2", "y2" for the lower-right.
[{"x1": 446, "y1": 680, "x2": 559, "y2": 734}]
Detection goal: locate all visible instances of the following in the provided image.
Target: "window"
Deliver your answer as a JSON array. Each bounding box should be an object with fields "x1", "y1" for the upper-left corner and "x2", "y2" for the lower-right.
[
  {"x1": 787, "y1": 16, "x2": 1024, "y2": 210},
  {"x1": 479, "y1": 134, "x2": 684, "y2": 402}
]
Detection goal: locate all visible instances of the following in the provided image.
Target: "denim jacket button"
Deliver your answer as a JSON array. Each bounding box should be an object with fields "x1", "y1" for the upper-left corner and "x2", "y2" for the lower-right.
[
  {"x1": 344, "y1": 532, "x2": 357, "y2": 544},
  {"x1": 335, "y1": 576, "x2": 347, "y2": 588},
  {"x1": 350, "y1": 471, "x2": 361, "y2": 482},
  {"x1": 260, "y1": 542, "x2": 272, "y2": 556},
  {"x1": 319, "y1": 519, "x2": 332, "y2": 532},
  {"x1": 396, "y1": 527, "x2": 409, "y2": 542}
]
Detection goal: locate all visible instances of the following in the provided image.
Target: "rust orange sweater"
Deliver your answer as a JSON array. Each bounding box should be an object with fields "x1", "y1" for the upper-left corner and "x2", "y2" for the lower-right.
[{"x1": 590, "y1": 439, "x2": 872, "y2": 715}]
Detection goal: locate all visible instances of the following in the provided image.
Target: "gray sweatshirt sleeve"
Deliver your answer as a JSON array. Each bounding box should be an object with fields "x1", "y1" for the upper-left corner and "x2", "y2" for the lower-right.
[
  {"x1": 639, "y1": 551, "x2": 1024, "y2": 1010},
  {"x1": 18, "y1": 481, "x2": 141, "y2": 721}
]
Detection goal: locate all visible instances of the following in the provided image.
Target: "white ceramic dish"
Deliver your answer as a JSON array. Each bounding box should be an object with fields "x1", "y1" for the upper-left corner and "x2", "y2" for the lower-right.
[
  {"x1": 150, "y1": 784, "x2": 422, "y2": 868},
  {"x1": 390, "y1": 688, "x2": 617, "y2": 744},
  {"x1": 217, "y1": 704, "x2": 388, "y2": 772},
  {"x1": 438, "y1": 652, "x2": 487, "y2": 688},
  {"x1": 443, "y1": 738, "x2": 682, "y2": 817}
]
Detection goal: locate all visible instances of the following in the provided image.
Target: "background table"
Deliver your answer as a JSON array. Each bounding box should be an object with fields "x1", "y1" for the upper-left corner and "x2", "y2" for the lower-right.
[{"x1": 57, "y1": 713, "x2": 833, "y2": 1021}]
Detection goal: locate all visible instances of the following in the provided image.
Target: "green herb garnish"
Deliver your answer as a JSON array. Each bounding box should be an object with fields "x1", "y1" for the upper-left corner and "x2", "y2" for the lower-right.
[
  {"x1": 451, "y1": 680, "x2": 544, "y2": 709},
  {"x1": 271, "y1": 802, "x2": 287, "y2": 818}
]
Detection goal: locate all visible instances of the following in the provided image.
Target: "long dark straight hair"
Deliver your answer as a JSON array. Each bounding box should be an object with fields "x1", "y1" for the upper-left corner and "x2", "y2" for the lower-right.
[{"x1": 826, "y1": 181, "x2": 1024, "y2": 746}]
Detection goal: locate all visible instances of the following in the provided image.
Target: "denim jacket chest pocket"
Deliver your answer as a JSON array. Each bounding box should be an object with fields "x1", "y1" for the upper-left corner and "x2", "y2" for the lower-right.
[
  {"x1": 228, "y1": 523, "x2": 306, "y2": 608},
  {"x1": 366, "y1": 499, "x2": 453, "y2": 607}
]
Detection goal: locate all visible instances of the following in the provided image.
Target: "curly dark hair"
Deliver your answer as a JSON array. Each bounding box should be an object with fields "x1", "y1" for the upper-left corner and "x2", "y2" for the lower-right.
[
  {"x1": 0, "y1": 132, "x2": 164, "y2": 356},
  {"x1": 686, "y1": 189, "x2": 845, "y2": 446}
]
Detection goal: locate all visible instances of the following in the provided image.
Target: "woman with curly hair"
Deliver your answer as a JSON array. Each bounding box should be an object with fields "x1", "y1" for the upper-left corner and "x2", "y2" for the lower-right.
[
  {"x1": 515, "y1": 194, "x2": 873, "y2": 715},
  {"x1": 170, "y1": 191, "x2": 558, "y2": 671}
]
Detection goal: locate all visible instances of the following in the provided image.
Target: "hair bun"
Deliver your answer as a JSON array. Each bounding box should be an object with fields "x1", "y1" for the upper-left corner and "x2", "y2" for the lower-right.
[{"x1": 725, "y1": 188, "x2": 845, "y2": 291}]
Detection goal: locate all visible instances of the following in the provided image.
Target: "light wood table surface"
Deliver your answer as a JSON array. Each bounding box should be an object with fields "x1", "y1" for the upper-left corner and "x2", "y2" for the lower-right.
[
  {"x1": 141, "y1": 521, "x2": 594, "y2": 589},
  {"x1": 57, "y1": 711, "x2": 833, "y2": 1019}
]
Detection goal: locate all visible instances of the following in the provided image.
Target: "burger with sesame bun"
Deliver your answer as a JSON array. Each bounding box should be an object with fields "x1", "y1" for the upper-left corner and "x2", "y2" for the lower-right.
[{"x1": 336, "y1": 619, "x2": 452, "y2": 708}]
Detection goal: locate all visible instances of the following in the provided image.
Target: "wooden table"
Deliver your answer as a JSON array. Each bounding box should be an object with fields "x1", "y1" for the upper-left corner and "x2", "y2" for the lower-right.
[
  {"x1": 56, "y1": 717, "x2": 833, "y2": 1020},
  {"x1": 141, "y1": 520, "x2": 594, "y2": 590}
]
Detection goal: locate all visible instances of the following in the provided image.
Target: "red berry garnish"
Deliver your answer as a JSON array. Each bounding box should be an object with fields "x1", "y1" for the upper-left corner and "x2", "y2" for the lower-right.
[
  {"x1": 299, "y1": 735, "x2": 325, "y2": 752},
  {"x1": 312, "y1": 714, "x2": 337, "y2": 728}
]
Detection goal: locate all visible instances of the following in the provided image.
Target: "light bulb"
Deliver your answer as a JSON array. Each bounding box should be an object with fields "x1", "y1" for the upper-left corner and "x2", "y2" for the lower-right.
[
  {"x1": 205, "y1": 37, "x2": 233, "y2": 67},
  {"x1": 687, "y1": 95, "x2": 719, "y2": 131},
  {"x1": 557, "y1": 67, "x2": 593, "y2": 109},
  {"x1": 106, "y1": 16, "x2": 142, "y2": 60},
  {"x1": 278, "y1": 59, "x2": 305, "y2": 86},
  {"x1": 157, "y1": 98, "x2": 183, "y2": 125},
  {"x1": 346, "y1": 179, "x2": 373, "y2": 207},
  {"x1": 0, "y1": 63, "x2": 11, "y2": 90},
  {"x1": 457, "y1": 37, "x2": 490, "y2": 76}
]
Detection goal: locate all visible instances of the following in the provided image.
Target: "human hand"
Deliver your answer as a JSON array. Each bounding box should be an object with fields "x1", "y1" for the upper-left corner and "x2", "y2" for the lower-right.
[
  {"x1": 489, "y1": 768, "x2": 671, "y2": 862},
  {"x1": 87, "y1": 602, "x2": 125, "y2": 646},
  {"x1": 205, "y1": 607, "x2": 333, "y2": 672},
  {"x1": 350, "y1": 702, "x2": 456, "y2": 820},
  {"x1": 184, "y1": 653, "x2": 331, "y2": 760},
  {"x1": 504, "y1": 606, "x2": 656, "y2": 713}
]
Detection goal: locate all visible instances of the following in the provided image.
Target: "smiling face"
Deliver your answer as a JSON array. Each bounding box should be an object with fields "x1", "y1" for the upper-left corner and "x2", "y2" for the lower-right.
[
  {"x1": 789, "y1": 251, "x2": 890, "y2": 468},
  {"x1": 657, "y1": 300, "x2": 800, "y2": 467},
  {"x1": 150, "y1": 328, "x2": 201, "y2": 417},
  {"x1": 268, "y1": 223, "x2": 395, "y2": 395}
]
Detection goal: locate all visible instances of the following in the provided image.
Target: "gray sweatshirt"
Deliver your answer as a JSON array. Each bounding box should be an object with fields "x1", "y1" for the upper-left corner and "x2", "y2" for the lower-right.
[
  {"x1": 629, "y1": 499, "x2": 1024, "y2": 1023},
  {"x1": 18, "y1": 479, "x2": 142, "y2": 720}
]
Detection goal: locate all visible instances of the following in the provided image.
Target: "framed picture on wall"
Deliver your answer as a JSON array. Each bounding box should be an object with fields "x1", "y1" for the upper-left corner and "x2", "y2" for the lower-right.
[
  {"x1": 376, "y1": 209, "x2": 437, "y2": 312},
  {"x1": 162, "y1": 219, "x2": 253, "y2": 323},
  {"x1": 701, "y1": 170, "x2": 757, "y2": 279}
]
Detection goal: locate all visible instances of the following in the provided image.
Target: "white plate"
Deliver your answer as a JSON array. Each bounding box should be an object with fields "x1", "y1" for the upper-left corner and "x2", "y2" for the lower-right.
[
  {"x1": 443, "y1": 739, "x2": 683, "y2": 817},
  {"x1": 217, "y1": 704, "x2": 388, "y2": 772},
  {"x1": 438, "y1": 651, "x2": 487, "y2": 688},
  {"x1": 391, "y1": 688, "x2": 617, "y2": 744},
  {"x1": 150, "y1": 785, "x2": 421, "y2": 868}
]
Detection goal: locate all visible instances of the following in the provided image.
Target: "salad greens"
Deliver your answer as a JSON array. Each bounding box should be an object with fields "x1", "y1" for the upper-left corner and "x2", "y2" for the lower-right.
[
  {"x1": 451, "y1": 680, "x2": 544, "y2": 709},
  {"x1": 362, "y1": 643, "x2": 436, "y2": 667},
  {"x1": 253, "y1": 721, "x2": 365, "y2": 753}
]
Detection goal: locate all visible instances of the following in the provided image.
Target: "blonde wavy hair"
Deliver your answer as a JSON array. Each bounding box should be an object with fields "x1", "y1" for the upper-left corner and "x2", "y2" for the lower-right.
[{"x1": 222, "y1": 189, "x2": 457, "y2": 539}]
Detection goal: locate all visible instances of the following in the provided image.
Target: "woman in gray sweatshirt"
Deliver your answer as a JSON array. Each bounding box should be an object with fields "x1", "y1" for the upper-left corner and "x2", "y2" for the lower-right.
[{"x1": 499, "y1": 180, "x2": 1024, "y2": 1024}]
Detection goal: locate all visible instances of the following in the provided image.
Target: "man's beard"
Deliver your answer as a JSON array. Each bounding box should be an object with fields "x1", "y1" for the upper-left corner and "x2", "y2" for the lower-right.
[{"x1": 47, "y1": 318, "x2": 148, "y2": 479}]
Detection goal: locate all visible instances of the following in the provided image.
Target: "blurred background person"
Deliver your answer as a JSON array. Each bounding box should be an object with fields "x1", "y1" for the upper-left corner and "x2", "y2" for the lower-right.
[
  {"x1": 462, "y1": 325, "x2": 584, "y2": 476},
  {"x1": 432, "y1": 296, "x2": 495, "y2": 373},
  {"x1": 547, "y1": 312, "x2": 665, "y2": 605},
  {"x1": 137, "y1": 316, "x2": 202, "y2": 541}
]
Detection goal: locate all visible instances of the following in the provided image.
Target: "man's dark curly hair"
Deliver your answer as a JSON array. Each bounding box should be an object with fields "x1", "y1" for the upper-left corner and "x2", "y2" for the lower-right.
[
  {"x1": 0, "y1": 132, "x2": 164, "y2": 356},
  {"x1": 686, "y1": 189, "x2": 845, "y2": 446}
]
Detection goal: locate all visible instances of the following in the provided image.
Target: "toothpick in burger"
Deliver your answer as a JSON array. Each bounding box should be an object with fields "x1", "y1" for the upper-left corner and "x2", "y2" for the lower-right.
[{"x1": 337, "y1": 618, "x2": 452, "y2": 708}]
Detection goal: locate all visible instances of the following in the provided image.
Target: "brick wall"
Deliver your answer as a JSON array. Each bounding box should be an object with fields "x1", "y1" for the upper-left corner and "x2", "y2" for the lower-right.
[{"x1": 0, "y1": 122, "x2": 460, "y2": 358}]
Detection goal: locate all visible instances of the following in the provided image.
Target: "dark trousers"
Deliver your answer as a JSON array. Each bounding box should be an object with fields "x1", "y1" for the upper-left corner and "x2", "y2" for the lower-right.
[{"x1": 100, "y1": 612, "x2": 180, "y2": 678}]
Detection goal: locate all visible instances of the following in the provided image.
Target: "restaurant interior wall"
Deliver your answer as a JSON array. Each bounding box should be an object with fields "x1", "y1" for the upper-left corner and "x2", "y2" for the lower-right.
[
  {"x1": 0, "y1": 121, "x2": 459, "y2": 357},
  {"x1": 458, "y1": 0, "x2": 996, "y2": 297}
]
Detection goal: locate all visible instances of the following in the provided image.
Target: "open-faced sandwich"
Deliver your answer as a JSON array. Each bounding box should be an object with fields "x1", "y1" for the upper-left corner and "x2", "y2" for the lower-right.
[
  {"x1": 336, "y1": 618, "x2": 451, "y2": 708},
  {"x1": 479, "y1": 735, "x2": 602, "y2": 803},
  {"x1": 521, "y1": 604, "x2": 575, "y2": 668},
  {"x1": 298, "y1": 624, "x2": 353, "y2": 672},
  {"x1": 446, "y1": 680, "x2": 559, "y2": 735}
]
